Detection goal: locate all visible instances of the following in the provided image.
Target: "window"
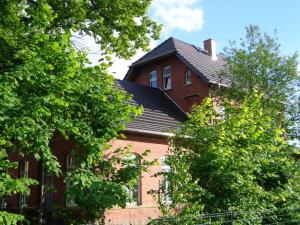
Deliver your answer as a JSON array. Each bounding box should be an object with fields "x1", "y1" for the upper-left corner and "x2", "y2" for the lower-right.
[
  {"x1": 149, "y1": 70, "x2": 158, "y2": 88},
  {"x1": 125, "y1": 179, "x2": 140, "y2": 205},
  {"x1": 66, "y1": 154, "x2": 78, "y2": 207},
  {"x1": 163, "y1": 66, "x2": 171, "y2": 90},
  {"x1": 124, "y1": 154, "x2": 141, "y2": 205},
  {"x1": 66, "y1": 154, "x2": 77, "y2": 170},
  {"x1": 161, "y1": 156, "x2": 172, "y2": 203},
  {"x1": 19, "y1": 161, "x2": 29, "y2": 208},
  {"x1": 185, "y1": 70, "x2": 192, "y2": 85}
]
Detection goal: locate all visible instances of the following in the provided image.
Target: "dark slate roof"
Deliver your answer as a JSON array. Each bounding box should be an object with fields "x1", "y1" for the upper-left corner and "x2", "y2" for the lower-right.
[
  {"x1": 125, "y1": 37, "x2": 229, "y2": 85},
  {"x1": 115, "y1": 80, "x2": 186, "y2": 134}
]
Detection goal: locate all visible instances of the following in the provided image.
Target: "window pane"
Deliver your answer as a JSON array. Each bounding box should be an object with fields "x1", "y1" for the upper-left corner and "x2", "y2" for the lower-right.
[
  {"x1": 66, "y1": 154, "x2": 78, "y2": 207},
  {"x1": 124, "y1": 154, "x2": 141, "y2": 205},
  {"x1": 161, "y1": 156, "x2": 172, "y2": 203},
  {"x1": 164, "y1": 77, "x2": 171, "y2": 90},
  {"x1": 149, "y1": 70, "x2": 157, "y2": 88},
  {"x1": 163, "y1": 66, "x2": 171, "y2": 89},
  {"x1": 163, "y1": 66, "x2": 171, "y2": 76},
  {"x1": 185, "y1": 70, "x2": 192, "y2": 85}
]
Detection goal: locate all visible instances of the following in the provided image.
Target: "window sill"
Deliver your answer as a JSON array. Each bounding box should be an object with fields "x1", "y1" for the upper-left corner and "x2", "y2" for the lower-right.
[
  {"x1": 124, "y1": 202, "x2": 144, "y2": 209},
  {"x1": 163, "y1": 88, "x2": 173, "y2": 91}
]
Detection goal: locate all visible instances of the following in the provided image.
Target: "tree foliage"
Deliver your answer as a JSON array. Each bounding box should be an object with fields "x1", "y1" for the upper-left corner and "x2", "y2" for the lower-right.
[
  {"x1": 218, "y1": 25, "x2": 298, "y2": 103},
  {"x1": 0, "y1": 0, "x2": 160, "y2": 223},
  {"x1": 152, "y1": 93, "x2": 300, "y2": 224},
  {"x1": 65, "y1": 147, "x2": 154, "y2": 224},
  {"x1": 217, "y1": 25, "x2": 299, "y2": 139}
]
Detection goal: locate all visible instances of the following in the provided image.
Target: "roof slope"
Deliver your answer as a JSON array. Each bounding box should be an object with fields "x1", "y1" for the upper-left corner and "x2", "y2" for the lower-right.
[
  {"x1": 116, "y1": 80, "x2": 186, "y2": 134},
  {"x1": 125, "y1": 37, "x2": 229, "y2": 85}
]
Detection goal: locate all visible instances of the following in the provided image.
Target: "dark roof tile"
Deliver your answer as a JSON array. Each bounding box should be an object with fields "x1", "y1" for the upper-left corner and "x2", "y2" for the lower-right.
[
  {"x1": 125, "y1": 37, "x2": 229, "y2": 85},
  {"x1": 115, "y1": 80, "x2": 186, "y2": 133}
]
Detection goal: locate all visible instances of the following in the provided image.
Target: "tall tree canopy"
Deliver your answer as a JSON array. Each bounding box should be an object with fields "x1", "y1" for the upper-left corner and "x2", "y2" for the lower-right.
[
  {"x1": 218, "y1": 25, "x2": 298, "y2": 103},
  {"x1": 217, "y1": 25, "x2": 299, "y2": 139},
  {"x1": 0, "y1": 0, "x2": 160, "y2": 223},
  {"x1": 150, "y1": 26, "x2": 300, "y2": 225},
  {"x1": 152, "y1": 93, "x2": 300, "y2": 224}
]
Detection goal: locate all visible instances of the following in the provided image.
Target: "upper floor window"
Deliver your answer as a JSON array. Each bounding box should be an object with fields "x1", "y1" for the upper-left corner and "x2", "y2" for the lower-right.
[
  {"x1": 163, "y1": 66, "x2": 171, "y2": 90},
  {"x1": 184, "y1": 70, "x2": 192, "y2": 85},
  {"x1": 149, "y1": 70, "x2": 158, "y2": 88}
]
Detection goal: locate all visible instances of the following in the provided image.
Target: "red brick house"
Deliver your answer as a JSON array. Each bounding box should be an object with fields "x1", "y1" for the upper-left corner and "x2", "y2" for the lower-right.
[{"x1": 6, "y1": 37, "x2": 226, "y2": 224}]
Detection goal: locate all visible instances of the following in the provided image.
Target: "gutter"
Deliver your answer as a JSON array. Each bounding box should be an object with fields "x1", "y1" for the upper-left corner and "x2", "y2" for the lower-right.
[{"x1": 124, "y1": 128, "x2": 174, "y2": 138}]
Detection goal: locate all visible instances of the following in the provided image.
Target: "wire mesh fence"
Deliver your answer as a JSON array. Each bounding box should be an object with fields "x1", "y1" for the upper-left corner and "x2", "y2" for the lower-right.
[{"x1": 148, "y1": 208, "x2": 300, "y2": 225}]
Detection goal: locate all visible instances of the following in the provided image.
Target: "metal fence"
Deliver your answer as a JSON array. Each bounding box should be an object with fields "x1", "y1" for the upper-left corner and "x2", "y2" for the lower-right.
[{"x1": 147, "y1": 208, "x2": 300, "y2": 225}]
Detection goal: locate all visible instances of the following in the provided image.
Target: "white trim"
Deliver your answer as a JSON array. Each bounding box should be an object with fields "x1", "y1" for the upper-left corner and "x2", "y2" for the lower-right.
[{"x1": 124, "y1": 128, "x2": 174, "y2": 137}]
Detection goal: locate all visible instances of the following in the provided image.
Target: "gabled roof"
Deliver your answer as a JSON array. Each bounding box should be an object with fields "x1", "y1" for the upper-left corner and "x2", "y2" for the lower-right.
[
  {"x1": 116, "y1": 80, "x2": 186, "y2": 135},
  {"x1": 124, "y1": 37, "x2": 229, "y2": 85}
]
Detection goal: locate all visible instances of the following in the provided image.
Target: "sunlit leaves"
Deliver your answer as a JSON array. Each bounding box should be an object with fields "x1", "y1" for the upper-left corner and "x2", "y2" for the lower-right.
[
  {"x1": 160, "y1": 93, "x2": 300, "y2": 224},
  {"x1": 0, "y1": 0, "x2": 158, "y2": 223}
]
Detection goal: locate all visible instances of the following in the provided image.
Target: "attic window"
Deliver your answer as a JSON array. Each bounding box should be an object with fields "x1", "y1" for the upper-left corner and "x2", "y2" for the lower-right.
[
  {"x1": 163, "y1": 66, "x2": 171, "y2": 90},
  {"x1": 184, "y1": 70, "x2": 192, "y2": 85},
  {"x1": 149, "y1": 70, "x2": 158, "y2": 88}
]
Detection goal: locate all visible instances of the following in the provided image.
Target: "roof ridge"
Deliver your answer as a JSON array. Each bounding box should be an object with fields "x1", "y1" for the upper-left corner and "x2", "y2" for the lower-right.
[
  {"x1": 173, "y1": 38, "x2": 212, "y2": 58},
  {"x1": 131, "y1": 37, "x2": 175, "y2": 65}
]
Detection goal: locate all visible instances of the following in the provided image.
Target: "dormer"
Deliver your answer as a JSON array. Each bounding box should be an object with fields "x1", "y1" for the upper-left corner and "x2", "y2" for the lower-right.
[{"x1": 124, "y1": 37, "x2": 226, "y2": 112}]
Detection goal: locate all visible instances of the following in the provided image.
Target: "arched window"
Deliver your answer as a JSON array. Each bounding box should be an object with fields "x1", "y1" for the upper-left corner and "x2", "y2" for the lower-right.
[{"x1": 124, "y1": 154, "x2": 141, "y2": 205}]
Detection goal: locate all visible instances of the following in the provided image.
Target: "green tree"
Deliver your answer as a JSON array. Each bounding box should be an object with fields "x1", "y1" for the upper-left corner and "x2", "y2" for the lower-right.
[
  {"x1": 0, "y1": 151, "x2": 37, "y2": 224},
  {"x1": 151, "y1": 93, "x2": 300, "y2": 224},
  {"x1": 0, "y1": 0, "x2": 160, "y2": 224},
  {"x1": 217, "y1": 25, "x2": 299, "y2": 139}
]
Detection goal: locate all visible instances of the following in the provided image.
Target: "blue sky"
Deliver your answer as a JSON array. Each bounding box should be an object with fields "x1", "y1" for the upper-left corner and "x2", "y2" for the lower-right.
[
  {"x1": 155, "y1": 0, "x2": 300, "y2": 57},
  {"x1": 84, "y1": 0, "x2": 300, "y2": 79}
]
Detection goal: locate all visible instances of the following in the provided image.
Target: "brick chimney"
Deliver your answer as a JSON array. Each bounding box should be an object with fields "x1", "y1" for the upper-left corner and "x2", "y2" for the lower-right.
[{"x1": 203, "y1": 39, "x2": 217, "y2": 61}]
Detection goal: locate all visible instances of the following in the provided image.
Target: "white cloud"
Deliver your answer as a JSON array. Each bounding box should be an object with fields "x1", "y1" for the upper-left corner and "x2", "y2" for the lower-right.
[
  {"x1": 71, "y1": 0, "x2": 205, "y2": 79},
  {"x1": 151, "y1": 0, "x2": 204, "y2": 33}
]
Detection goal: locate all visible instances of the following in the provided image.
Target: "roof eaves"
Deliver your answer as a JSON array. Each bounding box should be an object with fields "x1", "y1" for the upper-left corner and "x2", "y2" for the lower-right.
[
  {"x1": 132, "y1": 50, "x2": 176, "y2": 67},
  {"x1": 124, "y1": 50, "x2": 177, "y2": 81},
  {"x1": 124, "y1": 128, "x2": 174, "y2": 137},
  {"x1": 124, "y1": 66, "x2": 134, "y2": 80}
]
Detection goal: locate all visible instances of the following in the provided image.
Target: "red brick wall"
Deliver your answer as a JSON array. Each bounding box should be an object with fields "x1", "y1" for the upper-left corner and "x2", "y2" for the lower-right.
[
  {"x1": 7, "y1": 155, "x2": 41, "y2": 210},
  {"x1": 129, "y1": 55, "x2": 210, "y2": 112},
  {"x1": 105, "y1": 133, "x2": 168, "y2": 224},
  {"x1": 7, "y1": 133, "x2": 168, "y2": 224}
]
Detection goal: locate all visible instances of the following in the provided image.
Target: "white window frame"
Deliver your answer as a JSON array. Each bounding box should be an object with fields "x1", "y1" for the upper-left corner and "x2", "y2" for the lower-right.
[
  {"x1": 149, "y1": 70, "x2": 158, "y2": 88},
  {"x1": 163, "y1": 66, "x2": 171, "y2": 90},
  {"x1": 184, "y1": 70, "x2": 192, "y2": 85},
  {"x1": 124, "y1": 154, "x2": 141, "y2": 206},
  {"x1": 66, "y1": 154, "x2": 78, "y2": 207},
  {"x1": 125, "y1": 177, "x2": 141, "y2": 206},
  {"x1": 161, "y1": 156, "x2": 172, "y2": 204}
]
